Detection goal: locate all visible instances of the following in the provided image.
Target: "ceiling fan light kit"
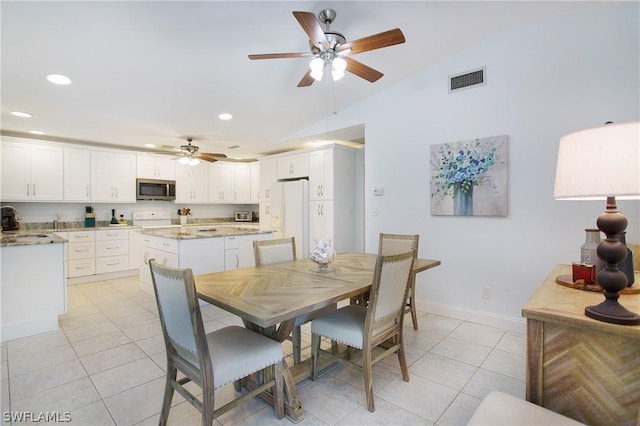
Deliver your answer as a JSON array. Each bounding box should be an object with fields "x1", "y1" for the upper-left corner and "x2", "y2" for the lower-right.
[{"x1": 248, "y1": 9, "x2": 405, "y2": 87}]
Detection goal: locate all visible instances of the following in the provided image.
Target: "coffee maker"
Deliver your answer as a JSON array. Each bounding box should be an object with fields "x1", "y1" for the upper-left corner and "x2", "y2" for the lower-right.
[{"x1": 1, "y1": 206, "x2": 19, "y2": 231}]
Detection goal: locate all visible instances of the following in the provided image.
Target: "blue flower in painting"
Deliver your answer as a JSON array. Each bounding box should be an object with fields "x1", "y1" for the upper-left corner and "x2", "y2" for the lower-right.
[{"x1": 431, "y1": 139, "x2": 497, "y2": 199}]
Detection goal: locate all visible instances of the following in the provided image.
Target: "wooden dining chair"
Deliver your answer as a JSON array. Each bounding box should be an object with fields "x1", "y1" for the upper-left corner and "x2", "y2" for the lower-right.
[
  {"x1": 253, "y1": 237, "x2": 336, "y2": 364},
  {"x1": 310, "y1": 250, "x2": 416, "y2": 412},
  {"x1": 149, "y1": 259, "x2": 285, "y2": 425},
  {"x1": 379, "y1": 233, "x2": 420, "y2": 329}
]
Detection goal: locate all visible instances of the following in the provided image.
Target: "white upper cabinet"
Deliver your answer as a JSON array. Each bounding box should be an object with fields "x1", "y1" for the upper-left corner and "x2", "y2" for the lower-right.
[
  {"x1": 234, "y1": 164, "x2": 251, "y2": 203},
  {"x1": 209, "y1": 163, "x2": 252, "y2": 204},
  {"x1": 276, "y1": 152, "x2": 308, "y2": 179},
  {"x1": 250, "y1": 162, "x2": 260, "y2": 203},
  {"x1": 64, "y1": 147, "x2": 91, "y2": 201},
  {"x1": 175, "y1": 161, "x2": 209, "y2": 203},
  {"x1": 308, "y1": 149, "x2": 334, "y2": 201},
  {"x1": 136, "y1": 154, "x2": 175, "y2": 180},
  {"x1": 90, "y1": 151, "x2": 136, "y2": 202},
  {"x1": 1, "y1": 140, "x2": 63, "y2": 201},
  {"x1": 259, "y1": 157, "x2": 277, "y2": 201}
]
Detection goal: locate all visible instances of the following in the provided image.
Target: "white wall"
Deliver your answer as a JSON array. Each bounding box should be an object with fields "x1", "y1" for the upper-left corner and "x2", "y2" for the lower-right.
[{"x1": 292, "y1": 3, "x2": 640, "y2": 330}]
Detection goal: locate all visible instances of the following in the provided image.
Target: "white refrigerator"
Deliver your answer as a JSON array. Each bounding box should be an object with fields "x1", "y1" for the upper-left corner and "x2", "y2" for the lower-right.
[{"x1": 269, "y1": 179, "x2": 309, "y2": 259}]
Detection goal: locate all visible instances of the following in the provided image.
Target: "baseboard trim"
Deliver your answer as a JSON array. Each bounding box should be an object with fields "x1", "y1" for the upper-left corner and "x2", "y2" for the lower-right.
[{"x1": 417, "y1": 298, "x2": 526, "y2": 334}]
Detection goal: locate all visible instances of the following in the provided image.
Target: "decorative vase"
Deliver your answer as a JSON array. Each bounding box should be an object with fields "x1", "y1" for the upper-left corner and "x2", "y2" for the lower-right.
[
  {"x1": 618, "y1": 232, "x2": 634, "y2": 287},
  {"x1": 454, "y1": 187, "x2": 473, "y2": 216}
]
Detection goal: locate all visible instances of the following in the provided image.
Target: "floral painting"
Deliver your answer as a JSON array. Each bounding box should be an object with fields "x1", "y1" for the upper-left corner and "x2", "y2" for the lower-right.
[{"x1": 430, "y1": 135, "x2": 508, "y2": 216}]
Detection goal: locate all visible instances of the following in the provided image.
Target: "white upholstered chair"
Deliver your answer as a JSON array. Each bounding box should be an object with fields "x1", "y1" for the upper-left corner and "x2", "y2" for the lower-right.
[
  {"x1": 310, "y1": 250, "x2": 415, "y2": 412},
  {"x1": 253, "y1": 237, "x2": 336, "y2": 364},
  {"x1": 468, "y1": 391, "x2": 585, "y2": 425},
  {"x1": 378, "y1": 233, "x2": 420, "y2": 329},
  {"x1": 149, "y1": 259, "x2": 285, "y2": 425}
]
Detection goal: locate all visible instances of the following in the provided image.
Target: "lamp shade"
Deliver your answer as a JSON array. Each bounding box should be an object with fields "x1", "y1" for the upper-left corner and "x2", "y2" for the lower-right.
[{"x1": 554, "y1": 122, "x2": 640, "y2": 200}]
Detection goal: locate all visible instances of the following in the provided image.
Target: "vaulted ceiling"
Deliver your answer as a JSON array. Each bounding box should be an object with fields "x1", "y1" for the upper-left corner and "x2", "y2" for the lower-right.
[{"x1": 1, "y1": 1, "x2": 611, "y2": 158}]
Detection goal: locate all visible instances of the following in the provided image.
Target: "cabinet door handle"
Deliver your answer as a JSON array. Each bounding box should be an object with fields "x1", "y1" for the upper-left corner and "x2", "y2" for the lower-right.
[
  {"x1": 26, "y1": 183, "x2": 30, "y2": 196},
  {"x1": 235, "y1": 254, "x2": 239, "y2": 269},
  {"x1": 33, "y1": 184, "x2": 36, "y2": 196},
  {"x1": 86, "y1": 186, "x2": 89, "y2": 197}
]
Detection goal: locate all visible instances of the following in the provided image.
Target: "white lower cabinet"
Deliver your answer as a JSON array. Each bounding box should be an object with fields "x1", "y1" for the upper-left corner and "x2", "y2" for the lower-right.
[
  {"x1": 138, "y1": 234, "x2": 226, "y2": 293},
  {"x1": 66, "y1": 229, "x2": 135, "y2": 281},
  {"x1": 95, "y1": 229, "x2": 129, "y2": 274},
  {"x1": 67, "y1": 231, "x2": 96, "y2": 278},
  {"x1": 225, "y1": 233, "x2": 273, "y2": 270}
]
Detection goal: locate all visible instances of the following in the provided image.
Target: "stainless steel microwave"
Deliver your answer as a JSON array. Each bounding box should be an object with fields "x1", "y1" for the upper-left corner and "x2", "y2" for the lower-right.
[{"x1": 136, "y1": 178, "x2": 176, "y2": 201}]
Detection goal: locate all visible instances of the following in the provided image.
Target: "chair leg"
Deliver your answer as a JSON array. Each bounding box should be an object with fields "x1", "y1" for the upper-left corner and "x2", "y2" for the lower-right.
[
  {"x1": 159, "y1": 367, "x2": 177, "y2": 426},
  {"x1": 273, "y1": 361, "x2": 285, "y2": 419},
  {"x1": 397, "y1": 339, "x2": 410, "y2": 382},
  {"x1": 409, "y1": 277, "x2": 419, "y2": 330},
  {"x1": 202, "y1": 389, "x2": 215, "y2": 426},
  {"x1": 310, "y1": 333, "x2": 319, "y2": 380},
  {"x1": 363, "y1": 348, "x2": 375, "y2": 412},
  {"x1": 292, "y1": 325, "x2": 302, "y2": 364}
]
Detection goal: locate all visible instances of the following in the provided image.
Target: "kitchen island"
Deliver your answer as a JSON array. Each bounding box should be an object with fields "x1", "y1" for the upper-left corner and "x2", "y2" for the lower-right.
[
  {"x1": 137, "y1": 225, "x2": 272, "y2": 294},
  {"x1": 1, "y1": 233, "x2": 66, "y2": 342}
]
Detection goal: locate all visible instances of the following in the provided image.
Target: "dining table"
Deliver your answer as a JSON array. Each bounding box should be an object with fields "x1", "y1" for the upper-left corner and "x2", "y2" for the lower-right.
[{"x1": 195, "y1": 252, "x2": 441, "y2": 422}]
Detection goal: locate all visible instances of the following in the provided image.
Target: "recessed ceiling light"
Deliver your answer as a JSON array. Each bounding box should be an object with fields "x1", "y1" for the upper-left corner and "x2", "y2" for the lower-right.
[
  {"x1": 144, "y1": 143, "x2": 156, "y2": 148},
  {"x1": 11, "y1": 111, "x2": 32, "y2": 118},
  {"x1": 29, "y1": 130, "x2": 46, "y2": 135},
  {"x1": 46, "y1": 74, "x2": 71, "y2": 85},
  {"x1": 218, "y1": 113, "x2": 232, "y2": 120},
  {"x1": 227, "y1": 145, "x2": 240, "y2": 149}
]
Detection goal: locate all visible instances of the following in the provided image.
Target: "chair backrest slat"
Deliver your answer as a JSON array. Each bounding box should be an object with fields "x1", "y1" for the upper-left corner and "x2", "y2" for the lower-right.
[{"x1": 254, "y1": 237, "x2": 296, "y2": 266}]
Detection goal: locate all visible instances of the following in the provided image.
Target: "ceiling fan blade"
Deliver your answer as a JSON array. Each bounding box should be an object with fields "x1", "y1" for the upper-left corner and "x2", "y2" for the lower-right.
[
  {"x1": 248, "y1": 52, "x2": 311, "y2": 60},
  {"x1": 199, "y1": 152, "x2": 227, "y2": 159},
  {"x1": 336, "y1": 28, "x2": 405, "y2": 55},
  {"x1": 293, "y1": 11, "x2": 329, "y2": 50},
  {"x1": 297, "y1": 69, "x2": 315, "y2": 87},
  {"x1": 344, "y1": 57, "x2": 383, "y2": 83}
]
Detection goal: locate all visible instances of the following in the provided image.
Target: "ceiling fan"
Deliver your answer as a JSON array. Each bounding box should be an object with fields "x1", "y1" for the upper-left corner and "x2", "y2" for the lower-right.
[
  {"x1": 248, "y1": 9, "x2": 406, "y2": 87},
  {"x1": 172, "y1": 138, "x2": 228, "y2": 165}
]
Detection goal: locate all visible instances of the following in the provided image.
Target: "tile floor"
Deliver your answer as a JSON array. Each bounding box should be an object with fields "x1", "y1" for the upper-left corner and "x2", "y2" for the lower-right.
[{"x1": 0, "y1": 276, "x2": 526, "y2": 425}]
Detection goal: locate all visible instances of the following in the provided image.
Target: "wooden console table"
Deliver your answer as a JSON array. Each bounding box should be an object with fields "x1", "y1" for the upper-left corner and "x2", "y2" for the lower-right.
[{"x1": 522, "y1": 264, "x2": 640, "y2": 425}]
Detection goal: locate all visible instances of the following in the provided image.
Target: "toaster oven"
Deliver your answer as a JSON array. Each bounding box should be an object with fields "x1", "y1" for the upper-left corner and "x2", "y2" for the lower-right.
[{"x1": 234, "y1": 211, "x2": 253, "y2": 222}]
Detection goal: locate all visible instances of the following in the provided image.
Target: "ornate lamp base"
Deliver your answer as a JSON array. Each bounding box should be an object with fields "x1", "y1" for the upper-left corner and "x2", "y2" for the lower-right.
[{"x1": 585, "y1": 196, "x2": 640, "y2": 326}]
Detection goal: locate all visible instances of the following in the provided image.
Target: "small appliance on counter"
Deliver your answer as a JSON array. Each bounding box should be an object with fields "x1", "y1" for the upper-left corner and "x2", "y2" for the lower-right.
[
  {"x1": 1, "y1": 206, "x2": 19, "y2": 231},
  {"x1": 84, "y1": 206, "x2": 96, "y2": 227},
  {"x1": 235, "y1": 211, "x2": 253, "y2": 222}
]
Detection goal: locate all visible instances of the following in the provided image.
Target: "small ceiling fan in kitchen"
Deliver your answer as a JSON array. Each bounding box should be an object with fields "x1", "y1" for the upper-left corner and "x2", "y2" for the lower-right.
[
  {"x1": 248, "y1": 9, "x2": 406, "y2": 87},
  {"x1": 173, "y1": 138, "x2": 226, "y2": 166}
]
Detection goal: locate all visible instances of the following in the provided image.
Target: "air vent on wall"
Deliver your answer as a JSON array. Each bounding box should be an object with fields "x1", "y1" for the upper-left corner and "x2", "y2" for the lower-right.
[{"x1": 449, "y1": 66, "x2": 486, "y2": 93}]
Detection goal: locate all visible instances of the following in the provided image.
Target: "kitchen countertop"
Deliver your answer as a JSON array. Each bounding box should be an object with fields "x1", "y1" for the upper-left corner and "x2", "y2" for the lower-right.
[
  {"x1": 141, "y1": 225, "x2": 269, "y2": 240},
  {"x1": 1, "y1": 232, "x2": 67, "y2": 247},
  {"x1": 1, "y1": 221, "x2": 265, "y2": 246}
]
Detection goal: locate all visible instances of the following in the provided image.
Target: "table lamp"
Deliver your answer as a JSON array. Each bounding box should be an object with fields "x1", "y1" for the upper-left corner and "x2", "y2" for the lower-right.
[{"x1": 554, "y1": 121, "x2": 640, "y2": 325}]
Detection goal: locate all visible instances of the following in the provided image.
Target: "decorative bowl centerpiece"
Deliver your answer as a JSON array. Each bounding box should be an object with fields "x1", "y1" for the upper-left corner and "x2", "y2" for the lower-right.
[{"x1": 309, "y1": 240, "x2": 335, "y2": 272}]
